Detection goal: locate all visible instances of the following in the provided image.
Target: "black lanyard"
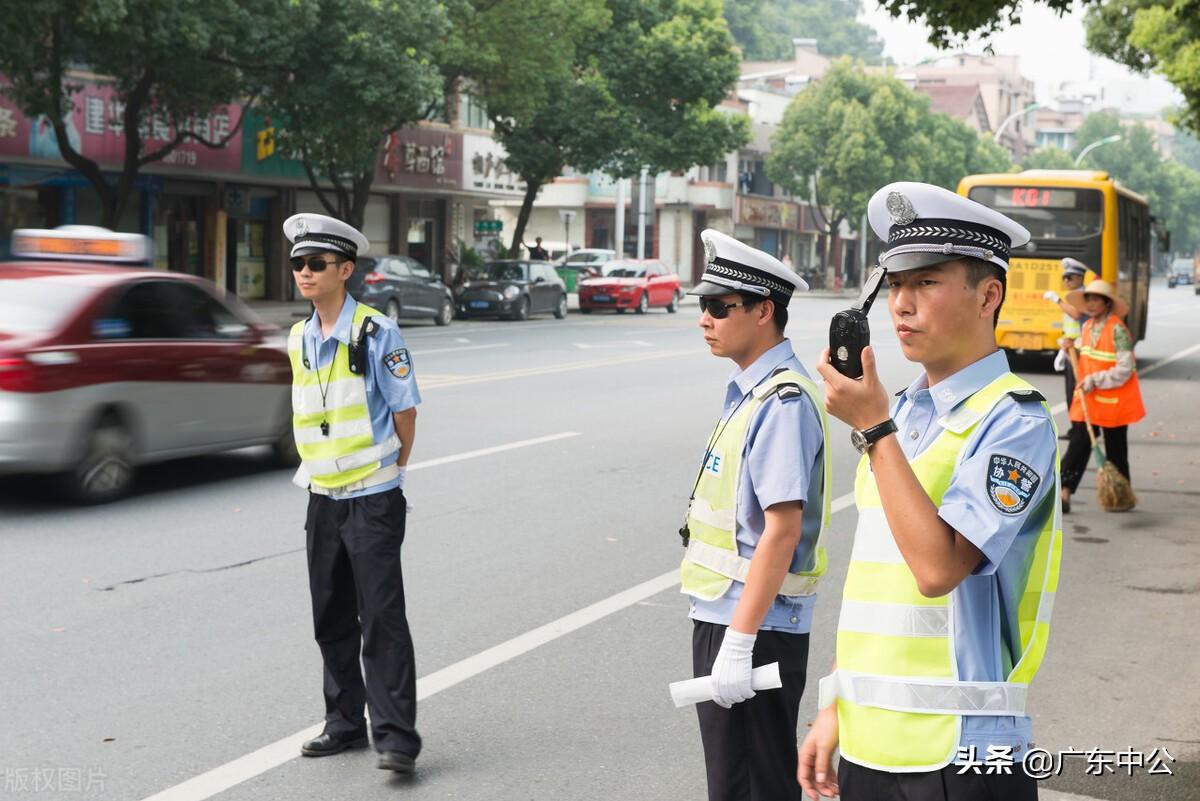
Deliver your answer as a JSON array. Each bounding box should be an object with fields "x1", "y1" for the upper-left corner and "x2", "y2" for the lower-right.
[{"x1": 302, "y1": 323, "x2": 335, "y2": 438}]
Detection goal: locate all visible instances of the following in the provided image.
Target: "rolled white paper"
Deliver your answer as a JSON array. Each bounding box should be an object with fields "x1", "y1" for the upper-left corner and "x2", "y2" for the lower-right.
[{"x1": 669, "y1": 662, "x2": 782, "y2": 708}]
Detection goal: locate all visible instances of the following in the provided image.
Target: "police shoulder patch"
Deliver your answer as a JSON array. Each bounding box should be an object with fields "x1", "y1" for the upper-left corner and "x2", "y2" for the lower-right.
[
  {"x1": 986, "y1": 454, "x2": 1041, "y2": 515},
  {"x1": 383, "y1": 348, "x2": 412, "y2": 379}
]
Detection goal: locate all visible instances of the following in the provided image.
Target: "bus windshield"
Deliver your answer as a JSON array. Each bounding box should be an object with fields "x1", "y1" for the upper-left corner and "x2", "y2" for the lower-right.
[{"x1": 967, "y1": 186, "x2": 1104, "y2": 240}]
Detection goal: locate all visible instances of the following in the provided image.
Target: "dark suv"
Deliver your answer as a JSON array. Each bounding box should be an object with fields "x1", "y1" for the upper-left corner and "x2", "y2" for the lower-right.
[{"x1": 348, "y1": 255, "x2": 454, "y2": 326}]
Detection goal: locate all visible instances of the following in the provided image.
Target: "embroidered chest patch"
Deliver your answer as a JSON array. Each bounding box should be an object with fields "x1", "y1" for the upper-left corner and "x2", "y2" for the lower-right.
[
  {"x1": 384, "y1": 348, "x2": 412, "y2": 379},
  {"x1": 986, "y1": 454, "x2": 1041, "y2": 515}
]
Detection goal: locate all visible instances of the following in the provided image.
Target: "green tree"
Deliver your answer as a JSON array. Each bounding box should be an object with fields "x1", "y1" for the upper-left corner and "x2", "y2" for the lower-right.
[
  {"x1": 497, "y1": 0, "x2": 749, "y2": 254},
  {"x1": 259, "y1": 0, "x2": 446, "y2": 229},
  {"x1": 724, "y1": 0, "x2": 886, "y2": 62},
  {"x1": 0, "y1": 0, "x2": 264, "y2": 228},
  {"x1": 768, "y1": 59, "x2": 1003, "y2": 283},
  {"x1": 876, "y1": 0, "x2": 1081, "y2": 48},
  {"x1": 1020, "y1": 146, "x2": 1078, "y2": 170}
]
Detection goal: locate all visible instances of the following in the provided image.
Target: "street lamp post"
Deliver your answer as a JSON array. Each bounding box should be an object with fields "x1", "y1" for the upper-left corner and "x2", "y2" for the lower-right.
[
  {"x1": 993, "y1": 102, "x2": 1041, "y2": 146},
  {"x1": 1074, "y1": 134, "x2": 1122, "y2": 166}
]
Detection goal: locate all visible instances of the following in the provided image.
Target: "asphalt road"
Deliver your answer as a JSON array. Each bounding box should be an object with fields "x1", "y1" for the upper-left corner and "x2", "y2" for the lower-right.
[{"x1": 1, "y1": 280, "x2": 1197, "y2": 801}]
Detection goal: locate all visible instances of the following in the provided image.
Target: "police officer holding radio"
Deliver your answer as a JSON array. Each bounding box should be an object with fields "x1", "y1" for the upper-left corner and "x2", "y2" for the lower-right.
[
  {"x1": 802, "y1": 183, "x2": 1062, "y2": 801},
  {"x1": 284, "y1": 213, "x2": 422, "y2": 774},
  {"x1": 681, "y1": 229, "x2": 832, "y2": 801}
]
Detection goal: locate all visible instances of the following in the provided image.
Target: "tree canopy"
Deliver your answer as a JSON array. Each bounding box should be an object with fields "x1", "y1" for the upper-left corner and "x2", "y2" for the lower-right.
[
  {"x1": 766, "y1": 59, "x2": 1012, "y2": 280},
  {"x1": 724, "y1": 0, "x2": 886, "y2": 62},
  {"x1": 495, "y1": 0, "x2": 749, "y2": 253},
  {"x1": 0, "y1": 0, "x2": 264, "y2": 227},
  {"x1": 875, "y1": 0, "x2": 1081, "y2": 49}
]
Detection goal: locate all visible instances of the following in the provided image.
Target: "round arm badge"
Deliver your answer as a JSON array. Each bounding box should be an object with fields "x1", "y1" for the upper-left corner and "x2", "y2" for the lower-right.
[
  {"x1": 987, "y1": 454, "x2": 1041, "y2": 515},
  {"x1": 384, "y1": 348, "x2": 412, "y2": 379}
]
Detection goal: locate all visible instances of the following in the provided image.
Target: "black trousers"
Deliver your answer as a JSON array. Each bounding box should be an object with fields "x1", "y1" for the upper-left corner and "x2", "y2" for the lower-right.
[
  {"x1": 305, "y1": 487, "x2": 420, "y2": 757},
  {"x1": 838, "y1": 758, "x2": 1038, "y2": 801},
  {"x1": 693, "y1": 621, "x2": 809, "y2": 801},
  {"x1": 1063, "y1": 360, "x2": 1076, "y2": 411},
  {"x1": 1061, "y1": 421, "x2": 1130, "y2": 493}
]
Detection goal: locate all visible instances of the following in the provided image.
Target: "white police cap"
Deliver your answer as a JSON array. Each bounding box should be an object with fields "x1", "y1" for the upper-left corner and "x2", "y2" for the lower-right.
[
  {"x1": 283, "y1": 213, "x2": 370, "y2": 260},
  {"x1": 687, "y1": 229, "x2": 808, "y2": 306},
  {"x1": 868, "y1": 182, "x2": 1030, "y2": 273},
  {"x1": 1060, "y1": 257, "x2": 1089, "y2": 277}
]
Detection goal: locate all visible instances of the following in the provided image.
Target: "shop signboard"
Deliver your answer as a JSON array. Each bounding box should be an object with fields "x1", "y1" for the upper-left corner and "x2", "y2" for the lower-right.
[
  {"x1": 463, "y1": 133, "x2": 523, "y2": 196},
  {"x1": 378, "y1": 127, "x2": 462, "y2": 191},
  {"x1": 0, "y1": 81, "x2": 242, "y2": 172}
]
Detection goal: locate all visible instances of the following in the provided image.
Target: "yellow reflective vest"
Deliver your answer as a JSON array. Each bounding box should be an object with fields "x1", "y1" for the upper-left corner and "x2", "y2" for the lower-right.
[
  {"x1": 819, "y1": 372, "x2": 1062, "y2": 772},
  {"x1": 287, "y1": 304, "x2": 400, "y2": 492},
  {"x1": 680, "y1": 369, "x2": 831, "y2": 601}
]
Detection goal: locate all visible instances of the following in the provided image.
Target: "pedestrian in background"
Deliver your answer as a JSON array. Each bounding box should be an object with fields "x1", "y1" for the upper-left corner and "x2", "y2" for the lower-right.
[
  {"x1": 804, "y1": 183, "x2": 1061, "y2": 801},
  {"x1": 284, "y1": 213, "x2": 423, "y2": 774},
  {"x1": 524, "y1": 236, "x2": 549, "y2": 260},
  {"x1": 1060, "y1": 279, "x2": 1145, "y2": 513},
  {"x1": 681, "y1": 230, "x2": 830, "y2": 801}
]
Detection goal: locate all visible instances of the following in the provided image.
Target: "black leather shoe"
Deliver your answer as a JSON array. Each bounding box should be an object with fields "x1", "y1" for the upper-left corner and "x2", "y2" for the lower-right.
[
  {"x1": 300, "y1": 730, "x2": 369, "y2": 757},
  {"x1": 377, "y1": 751, "x2": 416, "y2": 773}
]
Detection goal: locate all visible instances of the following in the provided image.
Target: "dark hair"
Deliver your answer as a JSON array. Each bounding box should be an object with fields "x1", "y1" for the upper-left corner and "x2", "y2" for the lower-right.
[
  {"x1": 739, "y1": 293, "x2": 787, "y2": 334},
  {"x1": 961, "y1": 257, "x2": 1006, "y2": 328}
]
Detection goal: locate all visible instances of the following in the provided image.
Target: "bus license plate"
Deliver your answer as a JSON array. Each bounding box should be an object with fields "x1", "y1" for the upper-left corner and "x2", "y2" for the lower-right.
[{"x1": 1006, "y1": 333, "x2": 1045, "y2": 350}]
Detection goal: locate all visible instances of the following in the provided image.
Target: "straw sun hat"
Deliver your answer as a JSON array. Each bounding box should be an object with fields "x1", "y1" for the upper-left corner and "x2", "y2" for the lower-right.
[{"x1": 1066, "y1": 279, "x2": 1129, "y2": 319}]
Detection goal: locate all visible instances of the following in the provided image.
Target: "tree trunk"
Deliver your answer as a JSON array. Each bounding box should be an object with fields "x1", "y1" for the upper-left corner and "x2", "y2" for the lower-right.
[{"x1": 508, "y1": 176, "x2": 543, "y2": 258}]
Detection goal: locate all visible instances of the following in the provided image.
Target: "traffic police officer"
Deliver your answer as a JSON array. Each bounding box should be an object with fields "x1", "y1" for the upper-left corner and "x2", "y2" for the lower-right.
[
  {"x1": 682, "y1": 229, "x2": 832, "y2": 801},
  {"x1": 284, "y1": 213, "x2": 422, "y2": 773},
  {"x1": 803, "y1": 183, "x2": 1062, "y2": 801},
  {"x1": 1046, "y1": 257, "x2": 1089, "y2": 408}
]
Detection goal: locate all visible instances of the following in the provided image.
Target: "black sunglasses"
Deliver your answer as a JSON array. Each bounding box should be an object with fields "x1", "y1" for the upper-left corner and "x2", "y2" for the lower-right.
[
  {"x1": 699, "y1": 297, "x2": 747, "y2": 319},
  {"x1": 290, "y1": 256, "x2": 344, "y2": 272}
]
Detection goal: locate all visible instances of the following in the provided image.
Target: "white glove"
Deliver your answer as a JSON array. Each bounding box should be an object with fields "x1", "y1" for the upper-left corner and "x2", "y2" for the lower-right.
[
  {"x1": 710, "y1": 629, "x2": 757, "y2": 708},
  {"x1": 1043, "y1": 290, "x2": 1061, "y2": 303},
  {"x1": 397, "y1": 467, "x2": 407, "y2": 489},
  {"x1": 1080, "y1": 374, "x2": 1096, "y2": 393},
  {"x1": 1053, "y1": 349, "x2": 1066, "y2": 373}
]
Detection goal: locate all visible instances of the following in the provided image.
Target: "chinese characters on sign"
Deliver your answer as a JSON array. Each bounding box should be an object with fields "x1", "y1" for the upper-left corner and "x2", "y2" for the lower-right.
[{"x1": 379, "y1": 129, "x2": 462, "y2": 190}]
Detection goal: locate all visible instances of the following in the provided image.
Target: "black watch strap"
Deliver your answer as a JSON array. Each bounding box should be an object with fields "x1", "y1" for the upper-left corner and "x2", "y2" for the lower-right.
[{"x1": 861, "y1": 418, "x2": 898, "y2": 446}]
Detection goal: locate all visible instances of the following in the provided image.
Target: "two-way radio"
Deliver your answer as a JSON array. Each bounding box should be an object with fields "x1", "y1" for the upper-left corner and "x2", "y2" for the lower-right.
[{"x1": 828, "y1": 266, "x2": 887, "y2": 379}]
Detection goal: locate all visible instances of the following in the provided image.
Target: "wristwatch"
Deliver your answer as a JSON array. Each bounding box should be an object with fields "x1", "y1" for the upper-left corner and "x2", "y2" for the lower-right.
[{"x1": 850, "y1": 418, "x2": 898, "y2": 454}]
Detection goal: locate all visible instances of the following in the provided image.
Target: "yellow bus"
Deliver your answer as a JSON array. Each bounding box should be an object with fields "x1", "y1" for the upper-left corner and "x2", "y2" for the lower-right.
[{"x1": 957, "y1": 170, "x2": 1151, "y2": 353}]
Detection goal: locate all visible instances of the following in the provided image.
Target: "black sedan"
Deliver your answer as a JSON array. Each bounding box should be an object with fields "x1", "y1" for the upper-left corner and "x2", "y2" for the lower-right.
[
  {"x1": 348, "y1": 255, "x2": 454, "y2": 326},
  {"x1": 455, "y1": 261, "x2": 568, "y2": 321}
]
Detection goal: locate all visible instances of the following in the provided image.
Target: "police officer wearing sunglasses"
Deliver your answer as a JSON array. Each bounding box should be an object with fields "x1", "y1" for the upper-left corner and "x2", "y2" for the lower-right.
[
  {"x1": 283, "y1": 213, "x2": 422, "y2": 774},
  {"x1": 681, "y1": 230, "x2": 832, "y2": 801}
]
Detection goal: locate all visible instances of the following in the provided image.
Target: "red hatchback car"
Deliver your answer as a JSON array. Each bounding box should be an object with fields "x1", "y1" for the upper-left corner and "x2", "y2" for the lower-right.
[
  {"x1": 0, "y1": 228, "x2": 294, "y2": 503},
  {"x1": 577, "y1": 259, "x2": 683, "y2": 314}
]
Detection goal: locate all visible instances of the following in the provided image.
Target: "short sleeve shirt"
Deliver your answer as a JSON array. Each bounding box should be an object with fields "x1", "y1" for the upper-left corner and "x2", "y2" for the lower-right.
[
  {"x1": 301, "y1": 296, "x2": 421, "y2": 499},
  {"x1": 688, "y1": 340, "x2": 826, "y2": 634}
]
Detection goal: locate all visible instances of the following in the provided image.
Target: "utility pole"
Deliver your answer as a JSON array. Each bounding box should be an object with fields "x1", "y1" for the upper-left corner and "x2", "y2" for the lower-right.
[
  {"x1": 636, "y1": 166, "x2": 648, "y2": 260},
  {"x1": 614, "y1": 176, "x2": 625, "y2": 257}
]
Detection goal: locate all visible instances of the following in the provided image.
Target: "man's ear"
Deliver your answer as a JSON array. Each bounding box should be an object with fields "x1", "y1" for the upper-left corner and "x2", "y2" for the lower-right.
[
  {"x1": 340, "y1": 259, "x2": 356, "y2": 281},
  {"x1": 759, "y1": 299, "x2": 775, "y2": 328},
  {"x1": 981, "y1": 276, "x2": 1004, "y2": 319}
]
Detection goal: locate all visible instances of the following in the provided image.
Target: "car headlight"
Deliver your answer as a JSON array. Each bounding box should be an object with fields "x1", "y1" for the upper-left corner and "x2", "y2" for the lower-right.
[
  {"x1": 503, "y1": 285, "x2": 520, "y2": 300},
  {"x1": 620, "y1": 286, "x2": 636, "y2": 293}
]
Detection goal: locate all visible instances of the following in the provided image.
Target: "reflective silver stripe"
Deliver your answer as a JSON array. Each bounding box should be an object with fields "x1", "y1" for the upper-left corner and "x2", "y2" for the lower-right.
[
  {"x1": 838, "y1": 599, "x2": 949, "y2": 637},
  {"x1": 818, "y1": 670, "x2": 1028, "y2": 716},
  {"x1": 292, "y1": 378, "x2": 368, "y2": 414},
  {"x1": 301, "y1": 433, "x2": 401, "y2": 476},
  {"x1": 1037, "y1": 590, "x2": 1055, "y2": 623},
  {"x1": 687, "y1": 497, "x2": 735, "y2": 531},
  {"x1": 293, "y1": 416, "x2": 374, "y2": 445},
  {"x1": 850, "y1": 509, "x2": 905, "y2": 564},
  {"x1": 684, "y1": 539, "x2": 819, "y2": 597},
  {"x1": 307, "y1": 463, "x2": 402, "y2": 496}
]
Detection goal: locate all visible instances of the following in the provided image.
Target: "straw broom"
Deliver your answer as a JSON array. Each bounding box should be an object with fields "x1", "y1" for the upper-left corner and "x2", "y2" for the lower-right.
[{"x1": 1066, "y1": 348, "x2": 1137, "y2": 512}]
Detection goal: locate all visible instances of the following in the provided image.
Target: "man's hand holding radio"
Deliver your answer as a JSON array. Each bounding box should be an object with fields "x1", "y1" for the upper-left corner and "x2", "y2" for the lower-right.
[{"x1": 817, "y1": 345, "x2": 891, "y2": 430}]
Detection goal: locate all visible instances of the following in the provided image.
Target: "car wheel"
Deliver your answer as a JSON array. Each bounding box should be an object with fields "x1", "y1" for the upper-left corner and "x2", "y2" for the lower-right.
[
  {"x1": 435, "y1": 298, "x2": 453, "y2": 326},
  {"x1": 509, "y1": 296, "x2": 530, "y2": 322},
  {"x1": 635, "y1": 292, "x2": 649, "y2": 314},
  {"x1": 65, "y1": 416, "x2": 135, "y2": 504},
  {"x1": 553, "y1": 294, "x2": 568, "y2": 319},
  {"x1": 667, "y1": 291, "x2": 679, "y2": 313},
  {"x1": 385, "y1": 298, "x2": 402, "y2": 322}
]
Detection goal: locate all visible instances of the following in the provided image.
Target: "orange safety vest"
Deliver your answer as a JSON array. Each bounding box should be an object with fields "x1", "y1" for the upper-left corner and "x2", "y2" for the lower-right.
[{"x1": 1069, "y1": 315, "x2": 1145, "y2": 427}]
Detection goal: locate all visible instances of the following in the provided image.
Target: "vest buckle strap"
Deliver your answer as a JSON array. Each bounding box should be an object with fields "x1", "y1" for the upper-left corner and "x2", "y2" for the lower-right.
[
  {"x1": 819, "y1": 670, "x2": 1028, "y2": 717},
  {"x1": 684, "y1": 539, "x2": 819, "y2": 597},
  {"x1": 301, "y1": 433, "x2": 402, "y2": 476},
  {"x1": 307, "y1": 462, "x2": 402, "y2": 497}
]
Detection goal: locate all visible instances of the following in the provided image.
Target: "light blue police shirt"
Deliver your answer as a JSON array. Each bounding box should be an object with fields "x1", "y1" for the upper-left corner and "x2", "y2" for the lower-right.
[
  {"x1": 302, "y1": 295, "x2": 421, "y2": 499},
  {"x1": 689, "y1": 339, "x2": 826, "y2": 634},
  {"x1": 891, "y1": 348, "x2": 1058, "y2": 761}
]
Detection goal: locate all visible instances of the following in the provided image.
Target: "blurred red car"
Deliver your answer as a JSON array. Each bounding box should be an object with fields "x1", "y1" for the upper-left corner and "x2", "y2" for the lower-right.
[
  {"x1": 577, "y1": 259, "x2": 683, "y2": 314},
  {"x1": 0, "y1": 227, "x2": 294, "y2": 503}
]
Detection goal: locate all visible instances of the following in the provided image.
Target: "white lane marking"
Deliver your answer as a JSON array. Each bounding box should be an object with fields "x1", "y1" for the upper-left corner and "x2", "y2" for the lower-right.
[
  {"x1": 414, "y1": 343, "x2": 509, "y2": 356},
  {"x1": 407, "y1": 432, "x2": 579, "y2": 472},
  {"x1": 1046, "y1": 341, "x2": 1200, "y2": 417},
  {"x1": 455, "y1": 337, "x2": 471, "y2": 343}
]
